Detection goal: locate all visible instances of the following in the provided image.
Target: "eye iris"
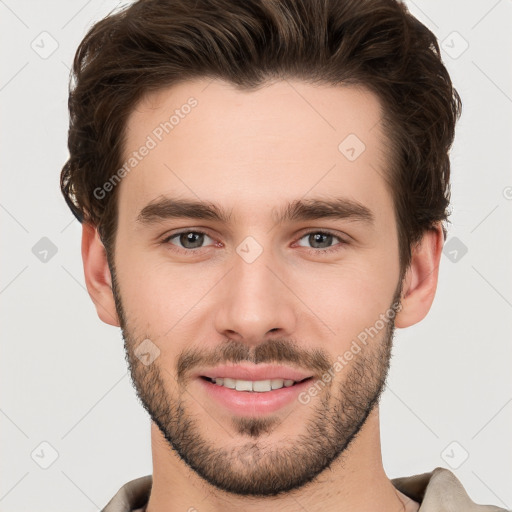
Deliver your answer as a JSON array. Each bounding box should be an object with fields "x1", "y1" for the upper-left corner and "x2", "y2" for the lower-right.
[
  {"x1": 180, "y1": 232, "x2": 204, "y2": 249},
  {"x1": 310, "y1": 233, "x2": 332, "y2": 249}
]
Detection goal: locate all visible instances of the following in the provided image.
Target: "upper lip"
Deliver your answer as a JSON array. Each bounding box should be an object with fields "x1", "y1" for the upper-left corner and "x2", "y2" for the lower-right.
[{"x1": 196, "y1": 364, "x2": 313, "y2": 382}]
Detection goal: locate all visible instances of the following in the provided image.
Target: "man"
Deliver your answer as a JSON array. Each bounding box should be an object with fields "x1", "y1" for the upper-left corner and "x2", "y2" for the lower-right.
[{"x1": 60, "y1": 0, "x2": 505, "y2": 510}]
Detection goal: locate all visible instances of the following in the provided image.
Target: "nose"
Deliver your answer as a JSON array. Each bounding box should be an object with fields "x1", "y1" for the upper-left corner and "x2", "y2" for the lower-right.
[{"x1": 213, "y1": 244, "x2": 298, "y2": 347}]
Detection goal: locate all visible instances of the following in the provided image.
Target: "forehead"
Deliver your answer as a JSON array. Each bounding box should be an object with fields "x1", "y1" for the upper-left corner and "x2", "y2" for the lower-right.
[{"x1": 119, "y1": 78, "x2": 392, "y2": 227}]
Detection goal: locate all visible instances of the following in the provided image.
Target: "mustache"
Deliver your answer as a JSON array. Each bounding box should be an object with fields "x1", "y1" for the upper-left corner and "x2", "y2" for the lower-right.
[{"x1": 176, "y1": 338, "x2": 332, "y2": 383}]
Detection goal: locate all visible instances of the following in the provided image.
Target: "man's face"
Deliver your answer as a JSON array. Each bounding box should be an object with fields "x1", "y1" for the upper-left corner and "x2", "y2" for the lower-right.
[{"x1": 111, "y1": 79, "x2": 402, "y2": 495}]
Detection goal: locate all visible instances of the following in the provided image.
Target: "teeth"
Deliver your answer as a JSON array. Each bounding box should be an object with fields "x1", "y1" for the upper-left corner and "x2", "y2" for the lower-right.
[
  {"x1": 222, "y1": 377, "x2": 235, "y2": 389},
  {"x1": 211, "y1": 377, "x2": 296, "y2": 392},
  {"x1": 235, "y1": 380, "x2": 252, "y2": 391},
  {"x1": 253, "y1": 380, "x2": 272, "y2": 392},
  {"x1": 270, "y1": 379, "x2": 283, "y2": 389}
]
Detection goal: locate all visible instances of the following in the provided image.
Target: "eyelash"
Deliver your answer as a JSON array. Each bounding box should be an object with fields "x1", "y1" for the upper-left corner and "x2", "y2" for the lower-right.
[{"x1": 160, "y1": 229, "x2": 348, "y2": 255}]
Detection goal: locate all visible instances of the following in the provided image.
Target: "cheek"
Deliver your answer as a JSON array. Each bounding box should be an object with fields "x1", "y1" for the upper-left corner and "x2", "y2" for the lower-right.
[
  {"x1": 116, "y1": 252, "x2": 224, "y2": 336},
  {"x1": 288, "y1": 258, "x2": 399, "y2": 345}
]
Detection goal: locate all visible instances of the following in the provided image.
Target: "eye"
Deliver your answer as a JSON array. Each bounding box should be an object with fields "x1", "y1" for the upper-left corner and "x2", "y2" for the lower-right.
[
  {"x1": 161, "y1": 229, "x2": 347, "y2": 255},
  {"x1": 295, "y1": 230, "x2": 347, "y2": 253},
  {"x1": 163, "y1": 230, "x2": 216, "y2": 251}
]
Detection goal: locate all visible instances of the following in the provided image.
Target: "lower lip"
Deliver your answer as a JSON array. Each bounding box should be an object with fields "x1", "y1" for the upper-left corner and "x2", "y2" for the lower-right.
[{"x1": 197, "y1": 377, "x2": 313, "y2": 416}]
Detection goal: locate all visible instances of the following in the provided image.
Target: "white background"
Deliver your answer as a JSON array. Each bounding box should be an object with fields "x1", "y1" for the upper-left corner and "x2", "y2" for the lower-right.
[{"x1": 1, "y1": 1, "x2": 511, "y2": 510}]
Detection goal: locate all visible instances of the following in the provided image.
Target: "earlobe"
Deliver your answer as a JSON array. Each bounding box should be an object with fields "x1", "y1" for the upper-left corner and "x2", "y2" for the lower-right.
[
  {"x1": 394, "y1": 223, "x2": 444, "y2": 329},
  {"x1": 81, "y1": 223, "x2": 120, "y2": 327}
]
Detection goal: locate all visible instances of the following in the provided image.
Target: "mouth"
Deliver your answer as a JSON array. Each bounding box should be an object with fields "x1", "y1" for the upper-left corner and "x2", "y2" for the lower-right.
[
  {"x1": 194, "y1": 365, "x2": 316, "y2": 416},
  {"x1": 200, "y1": 375, "x2": 313, "y2": 392}
]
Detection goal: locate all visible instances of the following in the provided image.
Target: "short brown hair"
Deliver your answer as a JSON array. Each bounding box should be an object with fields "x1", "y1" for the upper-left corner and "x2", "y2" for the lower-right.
[{"x1": 60, "y1": 0, "x2": 461, "y2": 273}]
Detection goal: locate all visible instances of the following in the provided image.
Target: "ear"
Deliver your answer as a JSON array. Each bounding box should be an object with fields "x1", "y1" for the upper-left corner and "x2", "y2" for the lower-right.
[
  {"x1": 394, "y1": 223, "x2": 444, "y2": 328},
  {"x1": 81, "y1": 223, "x2": 120, "y2": 327}
]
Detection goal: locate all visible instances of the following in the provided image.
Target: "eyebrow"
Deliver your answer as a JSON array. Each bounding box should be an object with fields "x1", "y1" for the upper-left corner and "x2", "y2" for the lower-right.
[{"x1": 136, "y1": 196, "x2": 374, "y2": 226}]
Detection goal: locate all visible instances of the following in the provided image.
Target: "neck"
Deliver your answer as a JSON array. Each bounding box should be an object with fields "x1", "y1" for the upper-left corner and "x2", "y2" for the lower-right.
[{"x1": 146, "y1": 407, "x2": 416, "y2": 512}]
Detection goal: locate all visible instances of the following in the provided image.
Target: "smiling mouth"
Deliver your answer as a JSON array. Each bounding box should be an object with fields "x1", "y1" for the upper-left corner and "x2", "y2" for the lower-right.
[{"x1": 201, "y1": 376, "x2": 312, "y2": 392}]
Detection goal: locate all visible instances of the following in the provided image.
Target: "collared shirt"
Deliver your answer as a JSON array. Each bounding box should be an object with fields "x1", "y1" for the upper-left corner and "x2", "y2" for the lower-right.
[{"x1": 102, "y1": 467, "x2": 508, "y2": 511}]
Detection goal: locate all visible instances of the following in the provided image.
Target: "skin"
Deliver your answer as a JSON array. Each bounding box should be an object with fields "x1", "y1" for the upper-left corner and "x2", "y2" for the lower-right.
[{"x1": 82, "y1": 78, "x2": 443, "y2": 512}]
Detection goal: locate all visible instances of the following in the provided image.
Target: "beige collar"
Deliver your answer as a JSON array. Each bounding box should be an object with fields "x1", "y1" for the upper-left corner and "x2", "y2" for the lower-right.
[{"x1": 391, "y1": 467, "x2": 507, "y2": 511}]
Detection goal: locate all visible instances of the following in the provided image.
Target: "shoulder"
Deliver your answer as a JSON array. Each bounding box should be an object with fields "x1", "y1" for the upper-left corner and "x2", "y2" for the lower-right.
[
  {"x1": 392, "y1": 467, "x2": 508, "y2": 511},
  {"x1": 101, "y1": 475, "x2": 153, "y2": 512}
]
